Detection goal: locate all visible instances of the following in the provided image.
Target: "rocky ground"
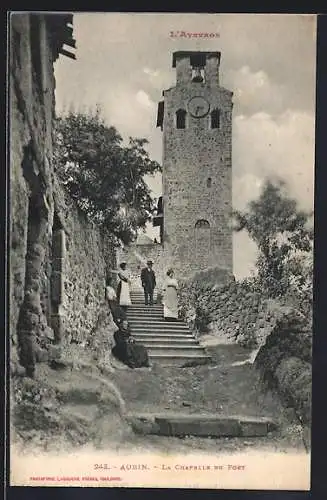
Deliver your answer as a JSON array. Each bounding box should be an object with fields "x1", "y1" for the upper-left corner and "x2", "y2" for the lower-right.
[
  {"x1": 10, "y1": 293, "x2": 311, "y2": 461},
  {"x1": 11, "y1": 332, "x2": 307, "y2": 457},
  {"x1": 178, "y1": 279, "x2": 312, "y2": 437},
  {"x1": 110, "y1": 336, "x2": 307, "y2": 453}
]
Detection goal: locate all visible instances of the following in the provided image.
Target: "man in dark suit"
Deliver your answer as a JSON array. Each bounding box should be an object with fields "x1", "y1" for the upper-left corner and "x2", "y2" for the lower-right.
[{"x1": 141, "y1": 260, "x2": 156, "y2": 305}]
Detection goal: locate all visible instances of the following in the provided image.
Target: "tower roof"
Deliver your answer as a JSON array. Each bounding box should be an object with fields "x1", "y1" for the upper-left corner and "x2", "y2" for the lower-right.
[{"x1": 172, "y1": 51, "x2": 221, "y2": 68}]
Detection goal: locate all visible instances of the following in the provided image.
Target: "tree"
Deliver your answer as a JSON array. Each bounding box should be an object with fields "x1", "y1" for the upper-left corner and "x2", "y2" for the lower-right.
[
  {"x1": 54, "y1": 107, "x2": 161, "y2": 244},
  {"x1": 233, "y1": 179, "x2": 313, "y2": 297}
]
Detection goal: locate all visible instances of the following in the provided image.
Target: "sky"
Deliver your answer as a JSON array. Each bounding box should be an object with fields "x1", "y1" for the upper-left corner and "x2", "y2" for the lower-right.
[{"x1": 54, "y1": 13, "x2": 316, "y2": 279}]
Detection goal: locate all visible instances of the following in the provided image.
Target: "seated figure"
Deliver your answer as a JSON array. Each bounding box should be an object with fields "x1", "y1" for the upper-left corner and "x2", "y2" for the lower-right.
[{"x1": 112, "y1": 320, "x2": 149, "y2": 369}]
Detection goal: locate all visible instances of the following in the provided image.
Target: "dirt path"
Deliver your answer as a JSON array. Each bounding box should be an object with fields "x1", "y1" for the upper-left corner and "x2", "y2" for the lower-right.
[
  {"x1": 110, "y1": 339, "x2": 307, "y2": 454},
  {"x1": 12, "y1": 336, "x2": 307, "y2": 457}
]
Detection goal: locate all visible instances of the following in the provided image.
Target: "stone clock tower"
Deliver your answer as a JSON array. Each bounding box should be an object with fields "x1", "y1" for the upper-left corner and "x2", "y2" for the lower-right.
[{"x1": 156, "y1": 51, "x2": 233, "y2": 281}]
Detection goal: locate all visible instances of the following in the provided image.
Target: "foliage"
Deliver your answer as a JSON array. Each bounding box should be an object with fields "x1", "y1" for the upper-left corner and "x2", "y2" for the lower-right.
[
  {"x1": 233, "y1": 179, "x2": 313, "y2": 298},
  {"x1": 54, "y1": 107, "x2": 161, "y2": 244},
  {"x1": 194, "y1": 304, "x2": 211, "y2": 333}
]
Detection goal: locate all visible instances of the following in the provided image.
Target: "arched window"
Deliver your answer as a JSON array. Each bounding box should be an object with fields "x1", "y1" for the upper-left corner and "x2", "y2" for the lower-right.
[
  {"x1": 176, "y1": 109, "x2": 187, "y2": 129},
  {"x1": 210, "y1": 108, "x2": 220, "y2": 129},
  {"x1": 207, "y1": 177, "x2": 212, "y2": 188},
  {"x1": 195, "y1": 219, "x2": 211, "y2": 262},
  {"x1": 192, "y1": 68, "x2": 205, "y2": 83},
  {"x1": 195, "y1": 219, "x2": 210, "y2": 229}
]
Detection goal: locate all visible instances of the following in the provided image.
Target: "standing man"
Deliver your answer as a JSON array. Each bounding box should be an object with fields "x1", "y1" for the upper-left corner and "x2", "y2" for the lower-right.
[{"x1": 141, "y1": 260, "x2": 156, "y2": 306}]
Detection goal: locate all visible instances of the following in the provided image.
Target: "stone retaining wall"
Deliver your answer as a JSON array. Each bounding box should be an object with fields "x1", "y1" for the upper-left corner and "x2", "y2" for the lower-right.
[
  {"x1": 178, "y1": 278, "x2": 312, "y2": 426},
  {"x1": 10, "y1": 13, "x2": 59, "y2": 375},
  {"x1": 9, "y1": 14, "x2": 117, "y2": 374},
  {"x1": 51, "y1": 178, "x2": 117, "y2": 345}
]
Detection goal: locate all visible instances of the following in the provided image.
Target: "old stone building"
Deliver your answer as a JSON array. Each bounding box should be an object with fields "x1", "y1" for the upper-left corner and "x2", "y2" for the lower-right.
[
  {"x1": 10, "y1": 13, "x2": 116, "y2": 378},
  {"x1": 155, "y1": 51, "x2": 234, "y2": 282}
]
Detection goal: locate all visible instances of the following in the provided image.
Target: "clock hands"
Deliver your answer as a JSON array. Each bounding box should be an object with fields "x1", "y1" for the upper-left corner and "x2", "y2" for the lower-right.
[
  {"x1": 188, "y1": 97, "x2": 209, "y2": 117},
  {"x1": 195, "y1": 105, "x2": 204, "y2": 116}
]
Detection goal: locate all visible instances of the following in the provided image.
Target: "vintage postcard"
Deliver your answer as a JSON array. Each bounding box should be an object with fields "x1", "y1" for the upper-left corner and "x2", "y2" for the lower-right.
[{"x1": 8, "y1": 12, "x2": 315, "y2": 489}]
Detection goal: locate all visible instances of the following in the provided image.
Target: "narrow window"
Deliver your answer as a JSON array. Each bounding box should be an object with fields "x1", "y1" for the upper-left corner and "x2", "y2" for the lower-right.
[
  {"x1": 176, "y1": 109, "x2": 186, "y2": 129},
  {"x1": 210, "y1": 108, "x2": 220, "y2": 129},
  {"x1": 192, "y1": 68, "x2": 205, "y2": 83},
  {"x1": 207, "y1": 177, "x2": 212, "y2": 188}
]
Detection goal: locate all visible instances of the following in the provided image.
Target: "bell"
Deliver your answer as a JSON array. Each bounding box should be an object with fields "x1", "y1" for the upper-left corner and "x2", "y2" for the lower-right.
[{"x1": 192, "y1": 68, "x2": 204, "y2": 83}]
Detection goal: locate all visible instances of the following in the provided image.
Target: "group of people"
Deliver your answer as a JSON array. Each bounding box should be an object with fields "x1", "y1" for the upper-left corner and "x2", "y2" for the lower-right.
[{"x1": 105, "y1": 260, "x2": 179, "y2": 368}]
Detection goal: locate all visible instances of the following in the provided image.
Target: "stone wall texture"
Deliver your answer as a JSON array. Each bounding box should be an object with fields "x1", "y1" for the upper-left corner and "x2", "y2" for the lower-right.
[
  {"x1": 10, "y1": 13, "x2": 57, "y2": 374},
  {"x1": 52, "y1": 179, "x2": 117, "y2": 345},
  {"x1": 10, "y1": 13, "x2": 116, "y2": 375},
  {"x1": 160, "y1": 52, "x2": 233, "y2": 282},
  {"x1": 178, "y1": 278, "x2": 312, "y2": 426}
]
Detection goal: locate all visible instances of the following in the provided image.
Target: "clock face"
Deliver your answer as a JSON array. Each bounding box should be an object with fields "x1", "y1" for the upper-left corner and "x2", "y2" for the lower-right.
[{"x1": 187, "y1": 96, "x2": 210, "y2": 118}]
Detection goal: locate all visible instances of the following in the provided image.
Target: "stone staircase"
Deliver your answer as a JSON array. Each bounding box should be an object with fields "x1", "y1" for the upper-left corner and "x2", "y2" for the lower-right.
[{"x1": 127, "y1": 289, "x2": 211, "y2": 366}]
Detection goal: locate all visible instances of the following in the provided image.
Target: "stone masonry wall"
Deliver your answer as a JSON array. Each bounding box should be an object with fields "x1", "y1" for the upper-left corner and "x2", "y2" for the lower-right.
[
  {"x1": 10, "y1": 14, "x2": 57, "y2": 374},
  {"x1": 10, "y1": 14, "x2": 116, "y2": 375},
  {"x1": 161, "y1": 53, "x2": 233, "y2": 282},
  {"x1": 52, "y1": 179, "x2": 116, "y2": 345},
  {"x1": 178, "y1": 279, "x2": 312, "y2": 426}
]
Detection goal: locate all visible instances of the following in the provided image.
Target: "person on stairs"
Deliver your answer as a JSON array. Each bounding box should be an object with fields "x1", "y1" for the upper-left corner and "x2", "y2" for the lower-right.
[
  {"x1": 162, "y1": 268, "x2": 179, "y2": 321},
  {"x1": 112, "y1": 319, "x2": 149, "y2": 368},
  {"x1": 106, "y1": 276, "x2": 117, "y2": 309},
  {"x1": 116, "y1": 262, "x2": 132, "y2": 315},
  {"x1": 105, "y1": 276, "x2": 126, "y2": 323},
  {"x1": 141, "y1": 260, "x2": 156, "y2": 306}
]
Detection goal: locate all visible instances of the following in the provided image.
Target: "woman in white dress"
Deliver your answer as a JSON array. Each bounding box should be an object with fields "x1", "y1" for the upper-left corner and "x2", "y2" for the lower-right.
[
  {"x1": 162, "y1": 268, "x2": 179, "y2": 321},
  {"x1": 116, "y1": 262, "x2": 132, "y2": 311}
]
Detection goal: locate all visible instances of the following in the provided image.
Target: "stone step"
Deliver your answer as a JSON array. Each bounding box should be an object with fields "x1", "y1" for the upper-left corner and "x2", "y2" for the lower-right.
[
  {"x1": 128, "y1": 305, "x2": 162, "y2": 310},
  {"x1": 128, "y1": 319, "x2": 186, "y2": 324},
  {"x1": 128, "y1": 309, "x2": 164, "y2": 314},
  {"x1": 131, "y1": 295, "x2": 162, "y2": 306},
  {"x1": 127, "y1": 413, "x2": 277, "y2": 438},
  {"x1": 131, "y1": 333, "x2": 193, "y2": 341},
  {"x1": 135, "y1": 338, "x2": 199, "y2": 346},
  {"x1": 130, "y1": 299, "x2": 160, "y2": 302},
  {"x1": 128, "y1": 318, "x2": 184, "y2": 324},
  {"x1": 131, "y1": 331, "x2": 196, "y2": 340},
  {"x1": 131, "y1": 331, "x2": 192, "y2": 338},
  {"x1": 128, "y1": 323, "x2": 190, "y2": 331},
  {"x1": 128, "y1": 306, "x2": 162, "y2": 310},
  {"x1": 128, "y1": 305, "x2": 163, "y2": 310},
  {"x1": 130, "y1": 300, "x2": 161, "y2": 303},
  {"x1": 132, "y1": 334, "x2": 196, "y2": 341},
  {"x1": 142, "y1": 344, "x2": 202, "y2": 352},
  {"x1": 149, "y1": 353, "x2": 211, "y2": 366},
  {"x1": 130, "y1": 305, "x2": 159, "y2": 308},
  {"x1": 127, "y1": 314, "x2": 163, "y2": 325},
  {"x1": 127, "y1": 313, "x2": 164, "y2": 319},
  {"x1": 129, "y1": 300, "x2": 162, "y2": 304},
  {"x1": 127, "y1": 312, "x2": 166, "y2": 316}
]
